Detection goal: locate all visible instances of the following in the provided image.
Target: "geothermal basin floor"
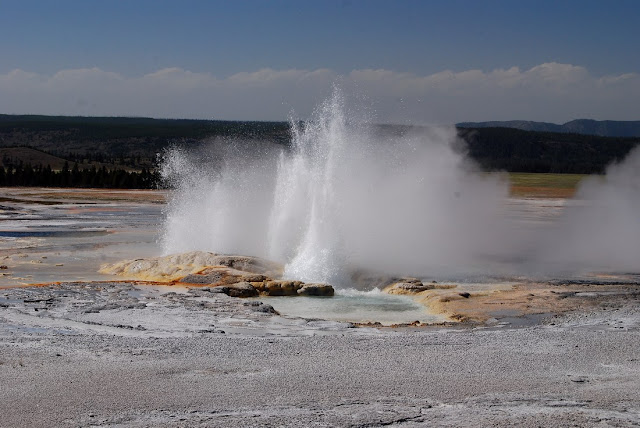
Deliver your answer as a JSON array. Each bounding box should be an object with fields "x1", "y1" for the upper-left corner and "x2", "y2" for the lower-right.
[
  {"x1": 1, "y1": 188, "x2": 640, "y2": 426},
  {"x1": 1, "y1": 281, "x2": 640, "y2": 427}
]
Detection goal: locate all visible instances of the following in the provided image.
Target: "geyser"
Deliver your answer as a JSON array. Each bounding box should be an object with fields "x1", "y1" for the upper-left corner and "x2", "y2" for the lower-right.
[
  {"x1": 161, "y1": 90, "x2": 509, "y2": 286},
  {"x1": 162, "y1": 90, "x2": 640, "y2": 285}
]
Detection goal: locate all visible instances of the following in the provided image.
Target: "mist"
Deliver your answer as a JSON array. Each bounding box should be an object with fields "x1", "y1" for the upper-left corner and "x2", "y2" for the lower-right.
[
  {"x1": 161, "y1": 90, "x2": 640, "y2": 286},
  {"x1": 532, "y1": 146, "x2": 640, "y2": 274}
]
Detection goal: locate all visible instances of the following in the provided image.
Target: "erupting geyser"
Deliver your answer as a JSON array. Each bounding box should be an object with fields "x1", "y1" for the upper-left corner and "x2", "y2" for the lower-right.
[
  {"x1": 161, "y1": 90, "x2": 509, "y2": 286},
  {"x1": 161, "y1": 90, "x2": 640, "y2": 285}
]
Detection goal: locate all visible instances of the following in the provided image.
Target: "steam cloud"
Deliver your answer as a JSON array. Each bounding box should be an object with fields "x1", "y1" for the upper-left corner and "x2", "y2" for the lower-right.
[
  {"x1": 533, "y1": 146, "x2": 640, "y2": 274},
  {"x1": 161, "y1": 90, "x2": 640, "y2": 285}
]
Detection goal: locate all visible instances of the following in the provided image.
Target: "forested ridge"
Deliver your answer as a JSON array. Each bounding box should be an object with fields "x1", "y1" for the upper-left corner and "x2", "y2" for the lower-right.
[
  {"x1": 458, "y1": 127, "x2": 640, "y2": 174},
  {"x1": 0, "y1": 115, "x2": 638, "y2": 188},
  {"x1": 457, "y1": 119, "x2": 640, "y2": 138},
  {"x1": 0, "y1": 115, "x2": 288, "y2": 188}
]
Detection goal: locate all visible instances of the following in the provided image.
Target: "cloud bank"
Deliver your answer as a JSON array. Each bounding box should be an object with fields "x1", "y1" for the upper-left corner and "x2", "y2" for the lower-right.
[{"x1": 1, "y1": 63, "x2": 638, "y2": 123}]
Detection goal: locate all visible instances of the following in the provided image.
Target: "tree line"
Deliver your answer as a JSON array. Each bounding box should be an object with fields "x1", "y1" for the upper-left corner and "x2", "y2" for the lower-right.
[
  {"x1": 457, "y1": 127, "x2": 640, "y2": 174},
  {"x1": 3, "y1": 114, "x2": 640, "y2": 180},
  {"x1": 0, "y1": 162, "x2": 160, "y2": 189}
]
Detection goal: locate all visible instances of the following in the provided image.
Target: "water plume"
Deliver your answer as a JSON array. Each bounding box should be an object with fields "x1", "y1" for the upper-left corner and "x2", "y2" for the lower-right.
[
  {"x1": 161, "y1": 90, "x2": 640, "y2": 284},
  {"x1": 161, "y1": 89, "x2": 509, "y2": 286}
]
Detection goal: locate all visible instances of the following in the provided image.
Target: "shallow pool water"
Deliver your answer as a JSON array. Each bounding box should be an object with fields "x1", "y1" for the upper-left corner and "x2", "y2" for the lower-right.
[{"x1": 254, "y1": 289, "x2": 445, "y2": 325}]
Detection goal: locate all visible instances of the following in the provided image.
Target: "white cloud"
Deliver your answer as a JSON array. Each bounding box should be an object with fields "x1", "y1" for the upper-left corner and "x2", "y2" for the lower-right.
[
  {"x1": 0, "y1": 63, "x2": 638, "y2": 123},
  {"x1": 51, "y1": 67, "x2": 123, "y2": 82}
]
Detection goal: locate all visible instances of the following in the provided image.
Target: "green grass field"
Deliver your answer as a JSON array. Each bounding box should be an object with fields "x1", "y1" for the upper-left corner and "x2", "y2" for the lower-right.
[
  {"x1": 508, "y1": 172, "x2": 591, "y2": 198},
  {"x1": 509, "y1": 172, "x2": 587, "y2": 189}
]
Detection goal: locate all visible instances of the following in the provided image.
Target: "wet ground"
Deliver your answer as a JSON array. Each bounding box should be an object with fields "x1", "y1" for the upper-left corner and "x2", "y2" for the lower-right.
[
  {"x1": 1, "y1": 188, "x2": 640, "y2": 426},
  {"x1": 1, "y1": 279, "x2": 639, "y2": 427},
  {"x1": 0, "y1": 188, "x2": 164, "y2": 286},
  {"x1": 1, "y1": 187, "x2": 638, "y2": 326}
]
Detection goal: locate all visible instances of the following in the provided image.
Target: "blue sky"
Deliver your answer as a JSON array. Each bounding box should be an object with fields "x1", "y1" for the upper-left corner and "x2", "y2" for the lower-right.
[{"x1": 1, "y1": 0, "x2": 639, "y2": 122}]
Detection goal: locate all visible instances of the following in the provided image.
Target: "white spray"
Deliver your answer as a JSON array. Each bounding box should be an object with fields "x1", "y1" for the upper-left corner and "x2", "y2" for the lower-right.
[
  {"x1": 161, "y1": 89, "x2": 640, "y2": 285},
  {"x1": 161, "y1": 89, "x2": 509, "y2": 285},
  {"x1": 533, "y1": 146, "x2": 640, "y2": 274}
]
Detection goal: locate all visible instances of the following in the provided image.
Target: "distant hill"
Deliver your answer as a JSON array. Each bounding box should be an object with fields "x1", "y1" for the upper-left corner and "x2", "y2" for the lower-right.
[
  {"x1": 0, "y1": 147, "x2": 69, "y2": 170},
  {"x1": 456, "y1": 119, "x2": 640, "y2": 137},
  {"x1": 0, "y1": 114, "x2": 290, "y2": 160},
  {"x1": 1, "y1": 114, "x2": 639, "y2": 178},
  {"x1": 457, "y1": 127, "x2": 640, "y2": 174}
]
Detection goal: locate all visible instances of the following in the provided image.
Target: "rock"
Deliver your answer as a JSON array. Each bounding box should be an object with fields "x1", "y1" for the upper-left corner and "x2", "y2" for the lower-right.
[
  {"x1": 203, "y1": 255, "x2": 282, "y2": 277},
  {"x1": 297, "y1": 283, "x2": 334, "y2": 296},
  {"x1": 400, "y1": 277, "x2": 423, "y2": 284},
  {"x1": 398, "y1": 282, "x2": 433, "y2": 291},
  {"x1": 99, "y1": 251, "x2": 339, "y2": 298},
  {"x1": 458, "y1": 292, "x2": 471, "y2": 298},
  {"x1": 179, "y1": 267, "x2": 267, "y2": 287},
  {"x1": 568, "y1": 375, "x2": 589, "y2": 383},
  {"x1": 225, "y1": 282, "x2": 258, "y2": 298},
  {"x1": 350, "y1": 269, "x2": 436, "y2": 294},
  {"x1": 258, "y1": 280, "x2": 303, "y2": 296},
  {"x1": 243, "y1": 301, "x2": 262, "y2": 307},
  {"x1": 386, "y1": 280, "x2": 434, "y2": 294},
  {"x1": 349, "y1": 269, "x2": 400, "y2": 291},
  {"x1": 99, "y1": 251, "x2": 284, "y2": 282},
  {"x1": 180, "y1": 273, "x2": 225, "y2": 285},
  {"x1": 202, "y1": 283, "x2": 258, "y2": 298},
  {"x1": 252, "y1": 303, "x2": 278, "y2": 314},
  {"x1": 450, "y1": 313, "x2": 471, "y2": 322}
]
